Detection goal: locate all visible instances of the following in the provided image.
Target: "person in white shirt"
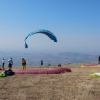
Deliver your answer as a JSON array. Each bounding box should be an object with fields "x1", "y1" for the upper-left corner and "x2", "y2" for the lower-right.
[
  {"x1": 8, "y1": 57, "x2": 13, "y2": 69},
  {"x1": 2, "y1": 58, "x2": 5, "y2": 70}
]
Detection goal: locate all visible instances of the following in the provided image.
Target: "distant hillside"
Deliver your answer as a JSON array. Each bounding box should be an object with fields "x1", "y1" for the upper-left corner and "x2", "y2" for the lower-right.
[{"x1": 0, "y1": 51, "x2": 98, "y2": 66}]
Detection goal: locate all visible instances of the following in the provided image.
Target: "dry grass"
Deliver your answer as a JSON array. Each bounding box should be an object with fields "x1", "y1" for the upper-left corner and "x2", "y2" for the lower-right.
[{"x1": 0, "y1": 62, "x2": 100, "y2": 100}]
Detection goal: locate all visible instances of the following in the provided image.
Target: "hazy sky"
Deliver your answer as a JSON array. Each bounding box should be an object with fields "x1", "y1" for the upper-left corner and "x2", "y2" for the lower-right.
[{"x1": 0, "y1": 0, "x2": 100, "y2": 54}]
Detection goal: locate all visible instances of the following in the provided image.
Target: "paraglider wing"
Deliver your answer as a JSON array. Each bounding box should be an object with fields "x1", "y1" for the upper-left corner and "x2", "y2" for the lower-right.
[{"x1": 24, "y1": 29, "x2": 57, "y2": 48}]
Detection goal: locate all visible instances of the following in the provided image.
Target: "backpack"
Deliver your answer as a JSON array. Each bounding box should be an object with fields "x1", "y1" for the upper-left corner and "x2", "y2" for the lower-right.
[
  {"x1": 0, "y1": 72, "x2": 6, "y2": 77},
  {"x1": 5, "y1": 70, "x2": 15, "y2": 76}
]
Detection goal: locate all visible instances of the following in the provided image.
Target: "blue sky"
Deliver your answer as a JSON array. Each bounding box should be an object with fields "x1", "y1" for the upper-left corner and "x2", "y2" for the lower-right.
[{"x1": 0, "y1": 0, "x2": 100, "y2": 54}]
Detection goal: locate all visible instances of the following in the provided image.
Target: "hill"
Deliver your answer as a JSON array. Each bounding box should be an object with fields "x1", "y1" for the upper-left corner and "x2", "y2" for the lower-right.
[{"x1": 0, "y1": 51, "x2": 98, "y2": 66}]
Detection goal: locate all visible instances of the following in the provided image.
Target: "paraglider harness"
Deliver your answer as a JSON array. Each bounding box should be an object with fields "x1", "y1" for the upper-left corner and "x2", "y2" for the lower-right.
[
  {"x1": 0, "y1": 69, "x2": 15, "y2": 77},
  {"x1": 5, "y1": 69, "x2": 15, "y2": 76}
]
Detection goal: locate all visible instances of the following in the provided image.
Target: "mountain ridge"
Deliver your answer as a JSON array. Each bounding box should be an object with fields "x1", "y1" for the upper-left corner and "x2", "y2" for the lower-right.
[{"x1": 0, "y1": 51, "x2": 98, "y2": 66}]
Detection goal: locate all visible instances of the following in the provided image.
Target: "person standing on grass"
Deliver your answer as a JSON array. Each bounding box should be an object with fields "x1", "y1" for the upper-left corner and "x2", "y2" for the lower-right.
[
  {"x1": 98, "y1": 55, "x2": 100, "y2": 64},
  {"x1": 8, "y1": 57, "x2": 13, "y2": 69},
  {"x1": 2, "y1": 58, "x2": 5, "y2": 70},
  {"x1": 21, "y1": 58, "x2": 26, "y2": 70},
  {"x1": 41, "y1": 60, "x2": 43, "y2": 66}
]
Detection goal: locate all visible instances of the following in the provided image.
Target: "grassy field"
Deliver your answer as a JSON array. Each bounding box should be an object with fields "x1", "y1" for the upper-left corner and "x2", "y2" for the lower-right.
[{"x1": 0, "y1": 62, "x2": 100, "y2": 100}]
